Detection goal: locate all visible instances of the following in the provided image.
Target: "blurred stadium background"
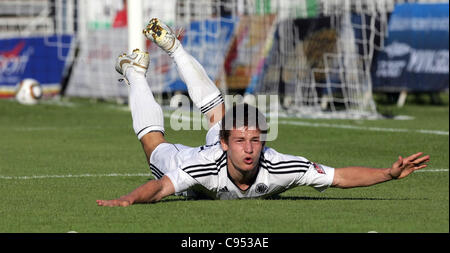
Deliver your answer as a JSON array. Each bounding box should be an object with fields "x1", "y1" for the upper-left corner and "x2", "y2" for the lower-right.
[
  {"x1": 0, "y1": 0, "x2": 448, "y2": 118},
  {"x1": 0, "y1": 0, "x2": 448, "y2": 234}
]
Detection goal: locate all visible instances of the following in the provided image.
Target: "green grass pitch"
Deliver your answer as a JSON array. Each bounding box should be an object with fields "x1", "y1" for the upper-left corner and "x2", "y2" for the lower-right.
[{"x1": 0, "y1": 95, "x2": 448, "y2": 233}]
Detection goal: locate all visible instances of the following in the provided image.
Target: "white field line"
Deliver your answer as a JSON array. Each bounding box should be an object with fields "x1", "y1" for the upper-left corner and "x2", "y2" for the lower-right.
[
  {"x1": 0, "y1": 169, "x2": 447, "y2": 180},
  {"x1": 163, "y1": 113, "x2": 448, "y2": 136},
  {"x1": 8, "y1": 126, "x2": 124, "y2": 131},
  {"x1": 277, "y1": 120, "x2": 449, "y2": 136},
  {"x1": 5, "y1": 114, "x2": 448, "y2": 136},
  {"x1": 0, "y1": 173, "x2": 152, "y2": 180},
  {"x1": 415, "y1": 169, "x2": 449, "y2": 173}
]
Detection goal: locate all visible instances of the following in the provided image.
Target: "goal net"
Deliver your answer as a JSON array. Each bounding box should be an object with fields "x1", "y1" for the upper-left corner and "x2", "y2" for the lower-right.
[
  {"x1": 247, "y1": 0, "x2": 392, "y2": 119},
  {"x1": 65, "y1": 0, "x2": 390, "y2": 119}
]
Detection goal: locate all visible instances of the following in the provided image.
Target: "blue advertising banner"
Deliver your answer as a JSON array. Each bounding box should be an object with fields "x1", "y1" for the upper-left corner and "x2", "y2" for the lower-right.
[
  {"x1": 0, "y1": 35, "x2": 72, "y2": 97},
  {"x1": 372, "y1": 3, "x2": 449, "y2": 92}
]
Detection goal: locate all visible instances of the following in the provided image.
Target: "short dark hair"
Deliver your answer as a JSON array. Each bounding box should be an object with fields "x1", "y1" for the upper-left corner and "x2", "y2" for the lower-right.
[{"x1": 219, "y1": 103, "x2": 268, "y2": 143}]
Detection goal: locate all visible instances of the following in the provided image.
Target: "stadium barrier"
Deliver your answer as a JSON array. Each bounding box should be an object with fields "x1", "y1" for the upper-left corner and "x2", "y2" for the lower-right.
[
  {"x1": 371, "y1": 3, "x2": 449, "y2": 94},
  {"x1": 0, "y1": 35, "x2": 72, "y2": 98}
]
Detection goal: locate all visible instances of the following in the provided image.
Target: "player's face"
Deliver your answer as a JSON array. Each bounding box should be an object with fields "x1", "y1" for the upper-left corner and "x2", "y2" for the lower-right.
[{"x1": 221, "y1": 127, "x2": 264, "y2": 173}]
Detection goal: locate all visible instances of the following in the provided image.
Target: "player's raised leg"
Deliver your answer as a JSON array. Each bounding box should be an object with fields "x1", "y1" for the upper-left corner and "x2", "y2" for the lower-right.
[
  {"x1": 115, "y1": 49, "x2": 166, "y2": 163},
  {"x1": 143, "y1": 18, "x2": 225, "y2": 127}
]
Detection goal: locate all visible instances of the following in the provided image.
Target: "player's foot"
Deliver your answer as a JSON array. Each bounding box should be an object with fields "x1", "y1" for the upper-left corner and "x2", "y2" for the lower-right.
[
  {"x1": 143, "y1": 18, "x2": 180, "y2": 55},
  {"x1": 115, "y1": 49, "x2": 149, "y2": 84}
]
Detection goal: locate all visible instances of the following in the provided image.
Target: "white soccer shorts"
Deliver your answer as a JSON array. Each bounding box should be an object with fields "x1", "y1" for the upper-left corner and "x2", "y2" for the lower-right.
[{"x1": 149, "y1": 121, "x2": 221, "y2": 178}]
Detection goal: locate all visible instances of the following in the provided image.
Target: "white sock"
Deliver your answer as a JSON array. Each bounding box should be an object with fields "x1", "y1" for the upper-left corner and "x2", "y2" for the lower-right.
[
  {"x1": 171, "y1": 45, "x2": 223, "y2": 115},
  {"x1": 126, "y1": 68, "x2": 165, "y2": 139}
]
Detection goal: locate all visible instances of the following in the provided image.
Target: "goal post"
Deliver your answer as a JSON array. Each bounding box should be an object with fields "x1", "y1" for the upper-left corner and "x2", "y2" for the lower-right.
[{"x1": 127, "y1": 0, "x2": 145, "y2": 53}]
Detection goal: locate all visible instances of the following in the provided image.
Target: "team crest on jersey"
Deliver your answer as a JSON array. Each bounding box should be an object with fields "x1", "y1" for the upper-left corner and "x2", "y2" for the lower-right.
[
  {"x1": 255, "y1": 183, "x2": 268, "y2": 194},
  {"x1": 313, "y1": 163, "x2": 326, "y2": 174}
]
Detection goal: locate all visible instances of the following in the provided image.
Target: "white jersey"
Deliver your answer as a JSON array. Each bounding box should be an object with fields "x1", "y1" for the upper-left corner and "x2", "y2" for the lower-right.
[{"x1": 149, "y1": 122, "x2": 335, "y2": 200}]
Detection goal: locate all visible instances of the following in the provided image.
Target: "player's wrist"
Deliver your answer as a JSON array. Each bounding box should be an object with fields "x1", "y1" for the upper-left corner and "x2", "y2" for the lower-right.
[{"x1": 386, "y1": 167, "x2": 397, "y2": 180}]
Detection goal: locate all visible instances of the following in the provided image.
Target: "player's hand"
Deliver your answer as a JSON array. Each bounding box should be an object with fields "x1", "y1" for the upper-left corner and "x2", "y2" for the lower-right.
[
  {"x1": 96, "y1": 198, "x2": 132, "y2": 207},
  {"x1": 389, "y1": 152, "x2": 430, "y2": 179}
]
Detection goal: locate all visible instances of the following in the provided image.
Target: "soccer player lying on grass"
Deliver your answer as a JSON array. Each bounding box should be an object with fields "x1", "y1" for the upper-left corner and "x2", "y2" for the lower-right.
[{"x1": 96, "y1": 18, "x2": 430, "y2": 207}]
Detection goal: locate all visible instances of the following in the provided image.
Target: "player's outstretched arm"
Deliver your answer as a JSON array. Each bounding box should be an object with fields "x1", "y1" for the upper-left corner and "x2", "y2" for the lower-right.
[
  {"x1": 96, "y1": 176, "x2": 175, "y2": 207},
  {"x1": 332, "y1": 152, "x2": 430, "y2": 189}
]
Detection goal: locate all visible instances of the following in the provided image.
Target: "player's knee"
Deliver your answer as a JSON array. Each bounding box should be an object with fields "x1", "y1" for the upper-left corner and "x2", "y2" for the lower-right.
[{"x1": 140, "y1": 131, "x2": 167, "y2": 161}]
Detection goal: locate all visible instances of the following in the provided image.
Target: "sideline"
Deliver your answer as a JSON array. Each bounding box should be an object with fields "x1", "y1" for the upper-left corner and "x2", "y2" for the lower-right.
[{"x1": 163, "y1": 112, "x2": 449, "y2": 136}]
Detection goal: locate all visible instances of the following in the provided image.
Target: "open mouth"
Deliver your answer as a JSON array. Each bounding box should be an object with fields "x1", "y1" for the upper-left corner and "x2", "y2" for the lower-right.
[{"x1": 244, "y1": 157, "x2": 253, "y2": 164}]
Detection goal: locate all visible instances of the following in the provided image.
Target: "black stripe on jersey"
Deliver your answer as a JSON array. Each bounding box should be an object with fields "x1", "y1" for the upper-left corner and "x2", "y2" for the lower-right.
[
  {"x1": 260, "y1": 159, "x2": 309, "y2": 174},
  {"x1": 190, "y1": 171, "x2": 219, "y2": 178},
  {"x1": 182, "y1": 152, "x2": 226, "y2": 172},
  {"x1": 150, "y1": 164, "x2": 163, "y2": 179},
  {"x1": 151, "y1": 169, "x2": 163, "y2": 179},
  {"x1": 183, "y1": 163, "x2": 216, "y2": 172},
  {"x1": 216, "y1": 154, "x2": 228, "y2": 171},
  {"x1": 261, "y1": 163, "x2": 309, "y2": 170},
  {"x1": 261, "y1": 165, "x2": 307, "y2": 174},
  {"x1": 215, "y1": 152, "x2": 226, "y2": 164},
  {"x1": 150, "y1": 163, "x2": 164, "y2": 179},
  {"x1": 185, "y1": 167, "x2": 217, "y2": 174},
  {"x1": 262, "y1": 159, "x2": 311, "y2": 167},
  {"x1": 218, "y1": 162, "x2": 227, "y2": 170},
  {"x1": 182, "y1": 154, "x2": 226, "y2": 178},
  {"x1": 186, "y1": 168, "x2": 219, "y2": 178}
]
